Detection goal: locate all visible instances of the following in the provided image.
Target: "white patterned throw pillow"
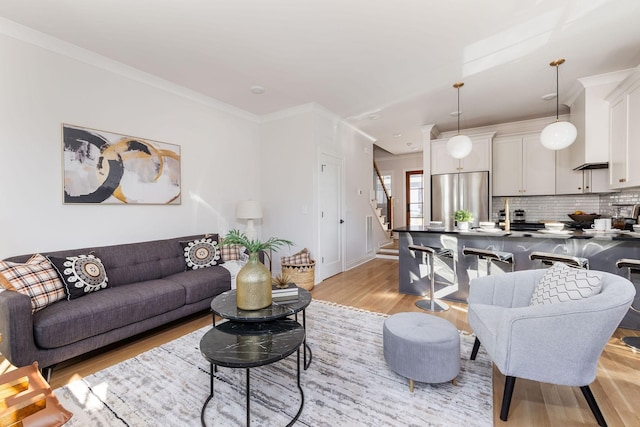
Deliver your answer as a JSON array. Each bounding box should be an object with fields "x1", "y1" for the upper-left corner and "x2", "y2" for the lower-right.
[
  {"x1": 48, "y1": 254, "x2": 109, "y2": 300},
  {"x1": 181, "y1": 237, "x2": 222, "y2": 270},
  {"x1": 530, "y1": 262, "x2": 602, "y2": 306}
]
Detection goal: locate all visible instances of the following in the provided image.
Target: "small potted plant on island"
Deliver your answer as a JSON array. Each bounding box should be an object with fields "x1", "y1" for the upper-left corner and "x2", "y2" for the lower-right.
[
  {"x1": 454, "y1": 209, "x2": 474, "y2": 231},
  {"x1": 222, "y1": 229, "x2": 293, "y2": 310}
]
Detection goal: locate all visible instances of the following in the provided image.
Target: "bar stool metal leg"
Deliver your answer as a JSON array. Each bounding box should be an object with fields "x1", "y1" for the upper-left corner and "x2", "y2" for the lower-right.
[
  {"x1": 409, "y1": 245, "x2": 450, "y2": 312},
  {"x1": 616, "y1": 258, "x2": 640, "y2": 351}
]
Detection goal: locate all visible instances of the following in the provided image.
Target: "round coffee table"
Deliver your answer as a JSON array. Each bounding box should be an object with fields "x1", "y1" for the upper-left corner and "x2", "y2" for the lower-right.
[
  {"x1": 200, "y1": 319, "x2": 305, "y2": 427},
  {"x1": 211, "y1": 289, "x2": 313, "y2": 369}
]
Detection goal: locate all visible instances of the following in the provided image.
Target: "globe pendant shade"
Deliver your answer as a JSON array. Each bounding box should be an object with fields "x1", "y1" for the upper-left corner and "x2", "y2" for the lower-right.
[
  {"x1": 447, "y1": 134, "x2": 473, "y2": 159},
  {"x1": 540, "y1": 121, "x2": 577, "y2": 150}
]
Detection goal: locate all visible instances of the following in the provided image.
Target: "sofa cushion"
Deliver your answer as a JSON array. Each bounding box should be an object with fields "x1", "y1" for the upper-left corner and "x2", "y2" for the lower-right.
[
  {"x1": 181, "y1": 237, "x2": 223, "y2": 270},
  {"x1": 530, "y1": 262, "x2": 602, "y2": 306},
  {"x1": 48, "y1": 254, "x2": 109, "y2": 300},
  {"x1": 164, "y1": 265, "x2": 231, "y2": 304},
  {"x1": 0, "y1": 254, "x2": 66, "y2": 312},
  {"x1": 32, "y1": 279, "x2": 185, "y2": 349}
]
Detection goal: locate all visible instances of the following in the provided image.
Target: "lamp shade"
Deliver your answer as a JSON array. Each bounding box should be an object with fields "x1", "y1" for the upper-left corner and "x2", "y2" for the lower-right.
[
  {"x1": 447, "y1": 134, "x2": 473, "y2": 159},
  {"x1": 236, "y1": 200, "x2": 263, "y2": 219},
  {"x1": 540, "y1": 121, "x2": 577, "y2": 150}
]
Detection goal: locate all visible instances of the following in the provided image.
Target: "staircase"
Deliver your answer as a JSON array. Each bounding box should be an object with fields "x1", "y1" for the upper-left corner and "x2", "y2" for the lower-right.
[
  {"x1": 376, "y1": 240, "x2": 399, "y2": 260},
  {"x1": 371, "y1": 200, "x2": 392, "y2": 239}
]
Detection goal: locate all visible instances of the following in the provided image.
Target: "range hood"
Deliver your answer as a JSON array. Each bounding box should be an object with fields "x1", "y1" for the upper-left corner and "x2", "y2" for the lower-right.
[
  {"x1": 573, "y1": 162, "x2": 609, "y2": 171},
  {"x1": 568, "y1": 70, "x2": 631, "y2": 170}
]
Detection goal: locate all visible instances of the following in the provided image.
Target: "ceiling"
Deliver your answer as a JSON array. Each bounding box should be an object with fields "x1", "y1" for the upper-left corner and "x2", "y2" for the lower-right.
[{"x1": 1, "y1": 0, "x2": 639, "y2": 154}]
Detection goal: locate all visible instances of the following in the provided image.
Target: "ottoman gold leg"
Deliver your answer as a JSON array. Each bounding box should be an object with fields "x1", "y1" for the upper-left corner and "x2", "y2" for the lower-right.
[
  {"x1": 452, "y1": 377, "x2": 458, "y2": 386},
  {"x1": 409, "y1": 378, "x2": 414, "y2": 393}
]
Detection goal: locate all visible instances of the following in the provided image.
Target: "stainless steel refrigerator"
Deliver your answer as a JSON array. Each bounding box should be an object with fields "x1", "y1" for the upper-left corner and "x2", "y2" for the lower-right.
[{"x1": 431, "y1": 171, "x2": 489, "y2": 229}]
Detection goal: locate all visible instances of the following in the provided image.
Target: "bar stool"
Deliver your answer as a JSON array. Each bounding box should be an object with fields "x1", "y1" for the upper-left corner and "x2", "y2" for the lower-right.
[
  {"x1": 529, "y1": 251, "x2": 590, "y2": 269},
  {"x1": 616, "y1": 258, "x2": 640, "y2": 351},
  {"x1": 462, "y1": 247, "x2": 515, "y2": 278},
  {"x1": 408, "y1": 245, "x2": 454, "y2": 312}
]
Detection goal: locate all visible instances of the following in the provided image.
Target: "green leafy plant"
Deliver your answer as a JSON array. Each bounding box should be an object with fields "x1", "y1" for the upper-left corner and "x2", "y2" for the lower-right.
[
  {"x1": 454, "y1": 209, "x2": 473, "y2": 222},
  {"x1": 222, "y1": 229, "x2": 293, "y2": 254}
]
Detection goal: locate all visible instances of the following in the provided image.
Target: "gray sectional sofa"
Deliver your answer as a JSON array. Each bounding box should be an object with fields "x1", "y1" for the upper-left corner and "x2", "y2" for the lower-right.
[{"x1": 0, "y1": 234, "x2": 231, "y2": 378}]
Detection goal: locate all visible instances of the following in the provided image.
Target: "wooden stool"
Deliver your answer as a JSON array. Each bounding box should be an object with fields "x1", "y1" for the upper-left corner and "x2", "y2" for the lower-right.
[
  {"x1": 462, "y1": 247, "x2": 514, "y2": 277},
  {"x1": 616, "y1": 258, "x2": 640, "y2": 351},
  {"x1": 408, "y1": 245, "x2": 454, "y2": 312},
  {"x1": 529, "y1": 251, "x2": 589, "y2": 269}
]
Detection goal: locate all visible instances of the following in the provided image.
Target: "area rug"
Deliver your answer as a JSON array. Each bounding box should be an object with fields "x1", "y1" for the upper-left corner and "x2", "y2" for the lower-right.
[{"x1": 55, "y1": 301, "x2": 493, "y2": 426}]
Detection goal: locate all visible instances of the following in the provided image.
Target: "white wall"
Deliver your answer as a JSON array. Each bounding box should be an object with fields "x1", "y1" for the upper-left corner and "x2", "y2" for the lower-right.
[
  {"x1": 259, "y1": 106, "x2": 317, "y2": 272},
  {"x1": 0, "y1": 31, "x2": 261, "y2": 258},
  {"x1": 0, "y1": 22, "x2": 380, "y2": 281},
  {"x1": 340, "y1": 122, "x2": 383, "y2": 269},
  {"x1": 259, "y1": 104, "x2": 378, "y2": 277}
]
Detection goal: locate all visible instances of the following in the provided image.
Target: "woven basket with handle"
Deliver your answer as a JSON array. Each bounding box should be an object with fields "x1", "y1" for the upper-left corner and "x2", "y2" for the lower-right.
[
  {"x1": 281, "y1": 248, "x2": 315, "y2": 290},
  {"x1": 281, "y1": 261, "x2": 315, "y2": 290}
]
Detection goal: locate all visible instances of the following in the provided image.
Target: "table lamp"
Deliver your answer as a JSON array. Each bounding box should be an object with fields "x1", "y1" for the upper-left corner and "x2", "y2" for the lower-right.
[{"x1": 236, "y1": 200, "x2": 263, "y2": 241}]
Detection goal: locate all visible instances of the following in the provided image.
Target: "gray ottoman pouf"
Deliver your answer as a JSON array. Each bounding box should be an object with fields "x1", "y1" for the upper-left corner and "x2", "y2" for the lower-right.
[{"x1": 383, "y1": 312, "x2": 460, "y2": 392}]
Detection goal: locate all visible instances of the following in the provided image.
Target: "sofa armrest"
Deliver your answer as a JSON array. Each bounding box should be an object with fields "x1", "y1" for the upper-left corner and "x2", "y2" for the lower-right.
[{"x1": 0, "y1": 290, "x2": 39, "y2": 367}]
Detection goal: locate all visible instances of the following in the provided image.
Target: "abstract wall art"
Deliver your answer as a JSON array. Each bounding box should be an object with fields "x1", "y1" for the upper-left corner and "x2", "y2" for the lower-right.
[{"x1": 62, "y1": 124, "x2": 181, "y2": 204}]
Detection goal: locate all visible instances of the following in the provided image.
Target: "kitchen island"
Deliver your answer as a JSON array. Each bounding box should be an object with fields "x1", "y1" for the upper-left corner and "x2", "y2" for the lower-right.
[{"x1": 393, "y1": 225, "x2": 640, "y2": 330}]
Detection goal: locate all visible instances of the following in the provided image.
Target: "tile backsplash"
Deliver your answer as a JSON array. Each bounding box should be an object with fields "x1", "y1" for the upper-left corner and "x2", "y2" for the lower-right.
[{"x1": 491, "y1": 189, "x2": 640, "y2": 222}]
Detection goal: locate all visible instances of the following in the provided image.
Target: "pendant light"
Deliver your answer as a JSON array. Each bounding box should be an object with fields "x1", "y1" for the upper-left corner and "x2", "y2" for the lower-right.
[
  {"x1": 447, "y1": 82, "x2": 473, "y2": 159},
  {"x1": 540, "y1": 58, "x2": 577, "y2": 150}
]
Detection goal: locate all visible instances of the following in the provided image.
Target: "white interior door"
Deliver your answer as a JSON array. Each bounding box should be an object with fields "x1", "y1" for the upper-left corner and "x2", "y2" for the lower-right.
[{"x1": 319, "y1": 153, "x2": 343, "y2": 280}]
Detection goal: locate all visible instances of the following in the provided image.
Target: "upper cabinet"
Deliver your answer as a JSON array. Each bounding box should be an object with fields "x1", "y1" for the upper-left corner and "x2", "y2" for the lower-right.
[
  {"x1": 607, "y1": 67, "x2": 640, "y2": 189},
  {"x1": 493, "y1": 132, "x2": 555, "y2": 196},
  {"x1": 430, "y1": 132, "x2": 494, "y2": 175}
]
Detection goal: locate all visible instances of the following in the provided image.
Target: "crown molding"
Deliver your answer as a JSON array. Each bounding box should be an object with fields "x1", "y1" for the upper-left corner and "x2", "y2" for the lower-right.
[{"x1": 0, "y1": 17, "x2": 261, "y2": 123}]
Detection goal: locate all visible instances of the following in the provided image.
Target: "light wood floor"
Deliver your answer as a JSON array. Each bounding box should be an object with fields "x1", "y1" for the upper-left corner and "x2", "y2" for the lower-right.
[{"x1": 3, "y1": 258, "x2": 639, "y2": 426}]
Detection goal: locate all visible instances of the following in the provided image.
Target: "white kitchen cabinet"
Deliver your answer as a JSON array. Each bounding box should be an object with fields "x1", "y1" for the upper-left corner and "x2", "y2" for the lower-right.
[
  {"x1": 430, "y1": 132, "x2": 493, "y2": 175},
  {"x1": 556, "y1": 147, "x2": 585, "y2": 194},
  {"x1": 493, "y1": 132, "x2": 555, "y2": 196},
  {"x1": 609, "y1": 95, "x2": 628, "y2": 187},
  {"x1": 607, "y1": 67, "x2": 640, "y2": 189}
]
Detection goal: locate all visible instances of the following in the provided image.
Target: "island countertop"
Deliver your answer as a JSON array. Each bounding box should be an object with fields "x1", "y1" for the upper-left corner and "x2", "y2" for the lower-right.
[
  {"x1": 392, "y1": 225, "x2": 640, "y2": 240},
  {"x1": 393, "y1": 225, "x2": 640, "y2": 330}
]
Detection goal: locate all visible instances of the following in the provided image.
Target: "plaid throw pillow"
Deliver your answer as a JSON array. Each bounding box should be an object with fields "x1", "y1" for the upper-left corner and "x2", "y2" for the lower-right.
[
  {"x1": 220, "y1": 245, "x2": 242, "y2": 262},
  {"x1": 281, "y1": 248, "x2": 312, "y2": 265},
  {"x1": 0, "y1": 254, "x2": 66, "y2": 312}
]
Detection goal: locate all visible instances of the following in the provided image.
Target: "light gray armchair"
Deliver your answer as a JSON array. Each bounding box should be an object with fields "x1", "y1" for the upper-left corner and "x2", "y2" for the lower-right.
[{"x1": 467, "y1": 268, "x2": 635, "y2": 426}]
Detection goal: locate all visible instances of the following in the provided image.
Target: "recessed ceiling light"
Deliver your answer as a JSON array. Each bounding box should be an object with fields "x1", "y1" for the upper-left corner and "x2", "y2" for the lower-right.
[
  {"x1": 450, "y1": 111, "x2": 462, "y2": 117},
  {"x1": 393, "y1": 133, "x2": 402, "y2": 138},
  {"x1": 368, "y1": 113, "x2": 380, "y2": 120},
  {"x1": 406, "y1": 142, "x2": 413, "y2": 146},
  {"x1": 541, "y1": 92, "x2": 557, "y2": 101},
  {"x1": 250, "y1": 85, "x2": 265, "y2": 94}
]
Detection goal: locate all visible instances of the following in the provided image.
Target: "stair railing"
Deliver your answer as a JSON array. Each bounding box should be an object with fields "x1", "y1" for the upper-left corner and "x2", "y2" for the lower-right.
[{"x1": 373, "y1": 161, "x2": 394, "y2": 231}]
